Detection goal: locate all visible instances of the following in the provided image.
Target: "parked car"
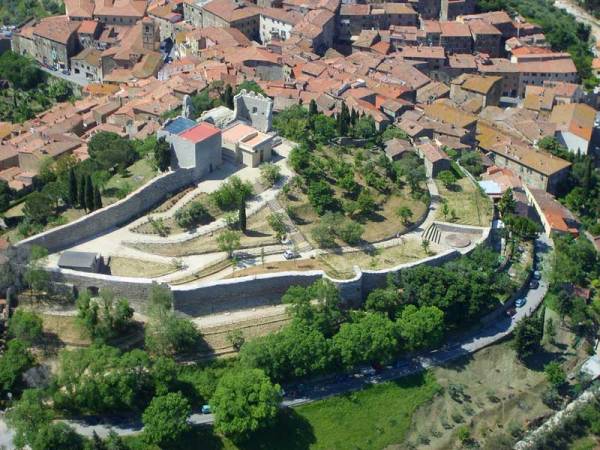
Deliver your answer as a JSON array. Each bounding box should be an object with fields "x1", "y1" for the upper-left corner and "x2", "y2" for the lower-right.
[
  {"x1": 283, "y1": 249, "x2": 299, "y2": 260},
  {"x1": 201, "y1": 404, "x2": 211, "y2": 414},
  {"x1": 506, "y1": 307, "x2": 517, "y2": 317},
  {"x1": 533, "y1": 270, "x2": 542, "y2": 280},
  {"x1": 515, "y1": 298, "x2": 526, "y2": 308},
  {"x1": 529, "y1": 280, "x2": 539, "y2": 289}
]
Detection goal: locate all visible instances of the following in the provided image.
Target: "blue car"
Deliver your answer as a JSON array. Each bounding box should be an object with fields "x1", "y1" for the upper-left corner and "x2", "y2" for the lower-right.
[
  {"x1": 515, "y1": 298, "x2": 526, "y2": 308},
  {"x1": 201, "y1": 405, "x2": 211, "y2": 414}
]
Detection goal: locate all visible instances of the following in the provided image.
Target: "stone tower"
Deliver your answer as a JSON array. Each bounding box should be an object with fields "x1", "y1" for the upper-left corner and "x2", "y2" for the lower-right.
[{"x1": 142, "y1": 18, "x2": 156, "y2": 51}]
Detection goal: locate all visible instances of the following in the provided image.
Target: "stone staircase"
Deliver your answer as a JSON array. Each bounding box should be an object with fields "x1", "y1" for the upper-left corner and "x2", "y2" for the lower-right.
[{"x1": 422, "y1": 223, "x2": 442, "y2": 244}]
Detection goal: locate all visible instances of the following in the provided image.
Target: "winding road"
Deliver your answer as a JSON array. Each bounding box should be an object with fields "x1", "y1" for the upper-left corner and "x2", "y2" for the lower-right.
[{"x1": 29, "y1": 234, "x2": 553, "y2": 442}]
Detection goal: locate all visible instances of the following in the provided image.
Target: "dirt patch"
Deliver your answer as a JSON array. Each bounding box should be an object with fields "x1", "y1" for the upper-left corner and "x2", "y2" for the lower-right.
[
  {"x1": 109, "y1": 256, "x2": 177, "y2": 278},
  {"x1": 40, "y1": 313, "x2": 89, "y2": 347},
  {"x1": 403, "y1": 342, "x2": 555, "y2": 449},
  {"x1": 435, "y1": 178, "x2": 493, "y2": 227}
]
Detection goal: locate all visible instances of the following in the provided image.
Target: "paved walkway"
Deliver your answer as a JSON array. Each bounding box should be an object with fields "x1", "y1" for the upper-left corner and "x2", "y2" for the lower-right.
[{"x1": 31, "y1": 234, "x2": 551, "y2": 441}]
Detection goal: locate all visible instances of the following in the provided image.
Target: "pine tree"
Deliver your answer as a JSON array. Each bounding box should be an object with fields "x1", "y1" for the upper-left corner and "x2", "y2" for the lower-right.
[
  {"x1": 238, "y1": 198, "x2": 247, "y2": 233},
  {"x1": 78, "y1": 175, "x2": 86, "y2": 211},
  {"x1": 93, "y1": 185, "x2": 103, "y2": 210},
  {"x1": 309, "y1": 99, "x2": 318, "y2": 117},
  {"x1": 85, "y1": 175, "x2": 94, "y2": 212},
  {"x1": 68, "y1": 168, "x2": 78, "y2": 206},
  {"x1": 223, "y1": 84, "x2": 234, "y2": 109}
]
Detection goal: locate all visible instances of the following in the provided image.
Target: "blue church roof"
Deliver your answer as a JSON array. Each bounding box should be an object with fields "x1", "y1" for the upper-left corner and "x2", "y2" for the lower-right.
[{"x1": 163, "y1": 117, "x2": 197, "y2": 135}]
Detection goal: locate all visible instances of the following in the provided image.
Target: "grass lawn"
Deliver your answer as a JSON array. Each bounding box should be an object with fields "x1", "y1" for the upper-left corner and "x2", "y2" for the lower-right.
[
  {"x1": 108, "y1": 256, "x2": 177, "y2": 278},
  {"x1": 435, "y1": 177, "x2": 493, "y2": 227},
  {"x1": 103, "y1": 158, "x2": 157, "y2": 204},
  {"x1": 129, "y1": 207, "x2": 278, "y2": 257},
  {"x1": 125, "y1": 371, "x2": 440, "y2": 450},
  {"x1": 39, "y1": 313, "x2": 90, "y2": 347}
]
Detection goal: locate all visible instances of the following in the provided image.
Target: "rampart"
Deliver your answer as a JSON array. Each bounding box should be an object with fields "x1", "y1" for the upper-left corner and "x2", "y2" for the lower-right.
[{"x1": 16, "y1": 169, "x2": 199, "y2": 254}]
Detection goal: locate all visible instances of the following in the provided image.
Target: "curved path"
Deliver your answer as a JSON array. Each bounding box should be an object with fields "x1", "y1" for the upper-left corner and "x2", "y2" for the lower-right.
[{"x1": 37, "y1": 234, "x2": 551, "y2": 441}]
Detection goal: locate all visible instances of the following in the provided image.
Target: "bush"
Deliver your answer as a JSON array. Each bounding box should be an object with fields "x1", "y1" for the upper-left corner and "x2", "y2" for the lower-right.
[
  {"x1": 8, "y1": 309, "x2": 43, "y2": 345},
  {"x1": 259, "y1": 162, "x2": 282, "y2": 187},
  {"x1": 337, "y1": 220, "x2": 364, "y2": 245},
  {"x1": 175, "y1": 201, "x2": 212, "y2": 229}
]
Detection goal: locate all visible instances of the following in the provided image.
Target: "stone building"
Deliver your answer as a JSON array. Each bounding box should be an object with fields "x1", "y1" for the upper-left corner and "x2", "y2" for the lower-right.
[
  {"x1": 158, "y1": 117, "x2": 223, "y2": 176},
  {"x1": 93, "y1": 0, "x2": 147, "y2": 25},
  {"x1": 13, "y1": 16, "x2": 81, "y2": 70},
  {"x1": 259, "y1": 7, "x2": 301, "y2": 43},
  {"x1": 222, "y1": 122, "x2": 274, "y2": 166},
  {"x1": 233, "y1": 90, "x2": 273, "y2": 133},
  {"x1": 71, "y1": 48, "x2": 103, "y2": 81},
  {"x1": 468, "y1": 19, "x2": 501, "y2": 57},
  {"x1": 450, "y1": 73, "x2": 502, "y2": 111},
  {"x1": 201, "y1": 0, "x2": 260, "y2": 41},
  {"x1": 337, "y1": 3, "x2": 417, "y2": 42},
  {"x1": 416, "y1": 141, "x2": 452, "y2": 177}
]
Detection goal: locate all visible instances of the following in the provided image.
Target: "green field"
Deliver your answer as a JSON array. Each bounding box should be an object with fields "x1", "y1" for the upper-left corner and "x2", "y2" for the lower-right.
[{"x1": 126, "y1": 372, "x2": 440, "y2": 450}]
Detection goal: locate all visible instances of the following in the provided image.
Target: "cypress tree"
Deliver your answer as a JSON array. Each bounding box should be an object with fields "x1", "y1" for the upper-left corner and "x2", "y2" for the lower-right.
[
  {"x1": 93, "y1": 185, "x2": 103, "y2": 210},
  {"x1": 78, "y1": 175, "x2": 86, "y2": 211},
  {"x1": 223, "y1": 84, "x2": 234, "y2": 109},
  {"x1": 85, "y1": 175, "x2": 94, "y2": 212},
  {"x1": 309, "y1": 99, "x2": 318, "y2": 117},
  {"x1": 68, "y1": 168, "x2": 77, "y2": 206},
  {"x1": 238, "y1": 198, "x2": 246, "y2": 233}
]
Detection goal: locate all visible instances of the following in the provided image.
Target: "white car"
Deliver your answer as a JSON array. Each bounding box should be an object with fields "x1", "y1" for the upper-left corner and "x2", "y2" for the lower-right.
[
  {"x1": 283, "y1": 250, "x2": 299, "y2": 260},
  {"x1": 515, "y1": 298, "x2": 526, "y2": 308}
]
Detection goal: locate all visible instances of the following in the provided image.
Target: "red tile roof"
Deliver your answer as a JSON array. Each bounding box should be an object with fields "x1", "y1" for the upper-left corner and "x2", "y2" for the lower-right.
[{"x1": 179, "y1": 122, "x2": 221, "y2": 142}]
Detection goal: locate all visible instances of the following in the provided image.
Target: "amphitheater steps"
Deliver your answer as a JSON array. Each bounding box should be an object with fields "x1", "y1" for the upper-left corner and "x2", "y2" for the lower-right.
[{"x1": 422, "y1": 223, "x2": 442, "y2": 245}]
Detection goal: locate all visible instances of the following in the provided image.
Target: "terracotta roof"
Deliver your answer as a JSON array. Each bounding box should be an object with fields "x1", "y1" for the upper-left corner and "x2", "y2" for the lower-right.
[
  {"x1": 78, "y1": 19, "x2": 100, "y2": 34},
  {"x1": 417, "y1": 141, "x2": 448, "y2": 163},
  {"x1": 517, "y1": 58, "x2": 576, "y2": 74},
  {"x1": 468, "y1": 19, "x2": 501, "y2": 35},
  {"x1": 593, "y1": 58, "x2": 600, "y2": 70},
  {"x1": 72, "y1": 47, "x2": 102, "y2": 66},
  {"x1": 477, "y1": 123, "x2": 571, "y2": 176},
  {"x1": 260, "y1": 7, "x2": 302, "y2": 24},
  {"x1": 340, "y1": 3, "x2": 369, "y2": 15},
  {"x1": 549, "y1": 103, "x2": 596, "y2": 142},
  {"x1": 33, "y1": 16, "x2": 80, "y2": 45},
  {"x1": 528, "y1": 188, "x2": 579, "y2": 234},
  {"x1": 396, "y1": 45, "x2": 445, "y2": 59},
  {"x1": 202, "y1": 0, "x2": 259, "y2": 22},
  {"x1": 455, "y1": 74, "x2": 502, "y2": 95},
  {"x1": 179, "y1": 122, "x2": 221, "y2": 143},
  {"x1": 424, "y1": 100, "x2": 477, "y2": 129},
  {"x1": 439, "y1": 21, "x2": 470, "y2": 37},
  {"x1": 65, "y1": 0, "x2": 95, "y2": 18},
  {"x1": 93, "y1": 0, "x2": 147, "y2": 18}
]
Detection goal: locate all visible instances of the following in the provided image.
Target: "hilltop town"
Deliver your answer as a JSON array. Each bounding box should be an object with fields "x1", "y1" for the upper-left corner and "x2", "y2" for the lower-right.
[{"x1": 0, "y1": 0, "x2": 598, "y2": 448}]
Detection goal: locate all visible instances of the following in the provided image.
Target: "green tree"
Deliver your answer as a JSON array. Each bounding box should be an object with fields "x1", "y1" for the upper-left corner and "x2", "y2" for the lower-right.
[
  {"x1": 498, "y1": 188, "x2": 516, "y2": 217},
  {"x1": 68, "y1": 168, "x2": 78, "y2": 206},
  {"x1": 544, "y1": 361, "x2": 566, "y2": 388},
  {"x1": 333, "y1": 313, "x2": 398, "y2": 367},
  {"x1": 32, "y1": 423, "x2": 84, "y2": 450},
  {"x1": 238, "y1": 198, "x2": 247, "y2": 233},
  {"x1": 513, "y1": 315, "x2": 543, "y2": 361},
  {"x1": 365, "y1": 287, "x2": 402, "y2": 319},
  {"x1": 23, "y1": 192, "x2": 53, "y2": 224},
  {"x1": 142, "y1": 392, "x2": 191, "y2": 447},
  {"x1": 223, "y1": 84, "x2": 234, "y2": 108},
  {"x1": 8, "y1": 309, "x2": 43, "y2": 345},
  {"x1": 396, "y1": 206, "x2": 413, "y2": 225},
  {"x1": 336, "y1": 102, "x2": 350, "y2": 136},
  {"x1": 154, "y1": 136, "x2": 171, "y2": 172},
  {"x1": 24, "y1": 245, "x2": 50, "y2": 296},
  {"x1": 283, "y1": 279, "x2": 345, "y2": 337},
  {"x1": 217, "y1": 229, "x2": 241, "y2": 258},
  {"x1": 356, "y1": 188, "x2": 376, "y2": 217},
  {"x1": 240, "y1": 321, "x2": 330, "y2": 381},
  {"x1": 0, "y1": 52, "x2": 44, "y2": 90},
  {"x1": 6, "y1": 389, "x2": 52, "y2": 449},
  {"x1": 93, "y1": 185, "x2": 103, "y2": 210},
  {"x1": 308, "y1": 99, "x2": 318, "y2": 117},
  {"x1": 174, "y1": 202, "x2": 211, "y2": 229},
  {"x1": 311, "y1": 221, "x2": 336, "y2": 248},
  {"x1": 212, "y1": 368, "x2": 281, "y2": 441},
  {"x1": 337, "y1": 220, "x2": 364, "y2": 245},
  {"x1": 421, "y1": 239, "x2": 431, "y2": 255},
  {"x1": 88, "y1": 132, "x2": 136, "y2": 172},
  {"x1": 267, "y1": 212, "x2": 286, "y2": 241},
  {"x1": 504, "y1": 215, "x2": 541, "y2": 240},
  {"x1": 53, "y1": 345, "x2": 153, "y2": 413},
  {"x1": 259, "y1": 162, "x2": 281, "y2": 187},
  {"x1": 0, "y1": 339, "x2": 34, "y2": 395},
  {"x1": 397, "y1": 305, "x2": 445, "y2": 350},
  {"x1": 76, "y1": 290, "x2": 134, "y2": 343},
  {"x1": 308, "y1": 180, "x2": 335, "y2": 215},
  {"x1": 0, "y1": 180, "x2": 13, "y2": 211},
  {"x1": 235, "y1": 80, "x2": 265, "y2": 96},
  {"x1": 78, "y1": 174, "x2": 86, "y2": 210},
  {"x1": 85, "y1": 175, "x2": 94, "y2": 212},
  {"x1": 151, "y1": 356, "x2": 179, "y2": 396},
  {"x1": 437, "y1": 170, "x2": 456, "y2": 188}
]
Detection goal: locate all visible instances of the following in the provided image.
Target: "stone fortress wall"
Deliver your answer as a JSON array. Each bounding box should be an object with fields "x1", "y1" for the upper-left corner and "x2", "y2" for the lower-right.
[
  {"x1": 16, "y1": 168, "x2": 200, "y2": 254},
  {"x1": 233, "y1": 90, "x2": 273, "y2": 133},
  {"x1": 48, "y1": 225, "x2": 490, "y2": 317}
]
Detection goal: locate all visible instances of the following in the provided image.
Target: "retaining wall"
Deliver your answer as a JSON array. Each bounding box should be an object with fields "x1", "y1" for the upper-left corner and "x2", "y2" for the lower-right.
[
  {"x1": 46, "y1": 225, "x2": 492, "y2": 318},
  {"x1": 16, "y1": 168, "x2": 199, "y2": 254}
]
